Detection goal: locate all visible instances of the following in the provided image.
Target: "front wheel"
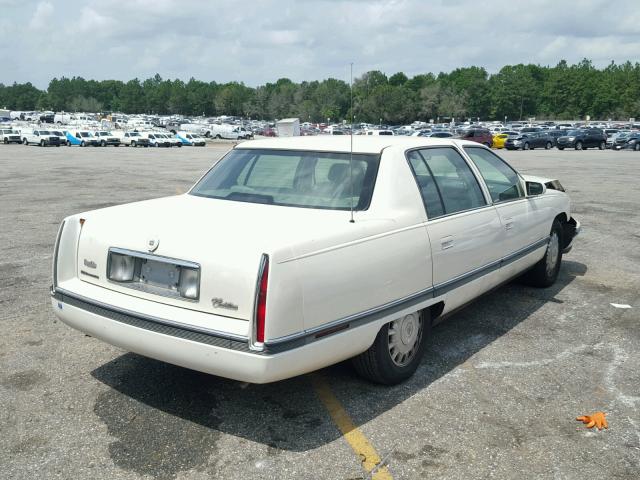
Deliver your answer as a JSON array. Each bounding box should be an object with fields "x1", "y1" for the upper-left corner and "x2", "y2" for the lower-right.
[
  {"x1": 131, "y1": 141, "x2": 137, "y2": 147},
  {"x1": 101, "y1": 140, "x2": 106, "y2": 147},
  {"x1": 523, "y1": 219, "x2": 563, "y2": 288},
  {"x1": 523, "y1": 142, "x2": 530, "y2": 150},
  {"x1": 575, "y1": 141, "x2": 583, "y2": 150},
  {"x1": 40, "y1": 140, "x2": 46, "y2": 147},
  {"x1": 558, "y1": 146, "x2": 564, "y2": 150},
  {"x1": 352, "y1": 310, "x2": 429, "y2": 385},
  {"x1": 599, "y1": 141, "x2": 605, "y2": 150},
  {"x1": 545, "y1": 142, "x2": 552, "y2": 149}
]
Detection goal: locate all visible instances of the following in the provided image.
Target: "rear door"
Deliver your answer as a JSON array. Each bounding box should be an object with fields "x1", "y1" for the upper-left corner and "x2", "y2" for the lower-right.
[{"x1": 406, "y1": 147, "x2": 503, "y2": 308}]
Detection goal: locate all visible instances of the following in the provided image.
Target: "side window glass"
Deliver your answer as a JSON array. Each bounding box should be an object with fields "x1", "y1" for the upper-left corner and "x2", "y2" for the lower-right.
[
  {"x1": 407, "y1": 151, "x2": 444, "y2": 218},
  {"x1": 407, "y1": 148, "x2": 486, "y2": 218},
  {"x1": 464, "y1": 147, "x2": 525, "y2": 202}
]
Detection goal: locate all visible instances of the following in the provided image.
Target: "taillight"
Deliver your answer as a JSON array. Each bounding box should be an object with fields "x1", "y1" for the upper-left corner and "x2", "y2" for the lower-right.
[{"x1": 255, "y1": 255, "x2": 269, "y2": 344}]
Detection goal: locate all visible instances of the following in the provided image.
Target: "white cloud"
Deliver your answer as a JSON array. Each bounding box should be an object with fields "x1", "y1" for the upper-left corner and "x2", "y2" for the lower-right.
[
  {"x1": 28, "y1": 1, "x2": 53, "y2": 30},
  {"x1": 2, "y1": 0, "x2": 640, "y2": 87}
]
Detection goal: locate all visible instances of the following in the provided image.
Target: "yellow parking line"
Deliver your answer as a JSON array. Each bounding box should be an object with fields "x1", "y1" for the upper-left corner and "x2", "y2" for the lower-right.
[{"x1": 311, "y1": 373, "x2": 393, "y2": 479}]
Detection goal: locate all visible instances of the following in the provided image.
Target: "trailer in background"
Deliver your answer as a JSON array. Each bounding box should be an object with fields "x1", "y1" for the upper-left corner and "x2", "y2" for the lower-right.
[{"x1": 276, "y1": 118, "x2": 300, "y2": 137}]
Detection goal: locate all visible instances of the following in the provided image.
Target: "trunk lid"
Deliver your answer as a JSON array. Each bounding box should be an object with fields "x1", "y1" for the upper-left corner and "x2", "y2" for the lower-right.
[{"x1": 76, "y1": 194, "x2": 354, "y2": 319}]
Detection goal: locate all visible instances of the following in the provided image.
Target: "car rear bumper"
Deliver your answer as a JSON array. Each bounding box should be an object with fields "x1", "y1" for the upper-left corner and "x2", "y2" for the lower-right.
[{"x1": 50, "y1": 287, "x2": 375, "y2": 383}]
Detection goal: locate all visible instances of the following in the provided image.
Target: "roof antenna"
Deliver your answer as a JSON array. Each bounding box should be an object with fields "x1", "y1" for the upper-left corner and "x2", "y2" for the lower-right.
[{"x1": 349, "y1": 62, "x2": 355, "y2": 224}]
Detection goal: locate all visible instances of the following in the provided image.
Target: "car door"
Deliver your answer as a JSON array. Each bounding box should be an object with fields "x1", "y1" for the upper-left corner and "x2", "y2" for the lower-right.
[
  {"x1": 463, "y1": 146, "x2": 550, "y2": 265},
  {"x1": 406, "y1": 147, "x2": 504, "y2": 312}
]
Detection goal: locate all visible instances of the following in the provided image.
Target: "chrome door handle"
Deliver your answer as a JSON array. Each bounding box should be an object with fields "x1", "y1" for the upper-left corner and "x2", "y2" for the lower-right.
[
  {"x1": 504, "y1": 218, "x2": 514, "y2": 230},
  {"x1": 441, "y1": 236, "x2": 454, "y2": 250}
]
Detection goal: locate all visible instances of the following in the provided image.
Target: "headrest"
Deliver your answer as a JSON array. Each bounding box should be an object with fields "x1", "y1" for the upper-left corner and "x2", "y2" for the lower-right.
[{"x1": 328, "y1": 163, "x2": 349, "y2": 182}]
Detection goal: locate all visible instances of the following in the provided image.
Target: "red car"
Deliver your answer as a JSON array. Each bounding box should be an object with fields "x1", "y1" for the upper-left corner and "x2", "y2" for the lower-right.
[{"x1": 458, "y1": 128, "x2": 493, "y2": 147}]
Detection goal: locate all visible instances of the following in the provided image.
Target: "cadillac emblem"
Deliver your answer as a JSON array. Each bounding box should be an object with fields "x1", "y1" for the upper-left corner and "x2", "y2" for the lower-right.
[{"x1": 147, "y1": 237, "x2": 160, "y2": 252}]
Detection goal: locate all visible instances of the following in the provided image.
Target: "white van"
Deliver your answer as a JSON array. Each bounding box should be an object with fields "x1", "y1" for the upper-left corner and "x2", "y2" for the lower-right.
[{"x1": 20, "y1": 128, "x2": 62, "y2": 146}]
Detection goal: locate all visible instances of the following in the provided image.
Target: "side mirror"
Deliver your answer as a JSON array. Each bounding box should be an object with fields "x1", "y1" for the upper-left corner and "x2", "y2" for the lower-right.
[{"x1": 526, "y1": 181, "x2": 546, "y2": 196}]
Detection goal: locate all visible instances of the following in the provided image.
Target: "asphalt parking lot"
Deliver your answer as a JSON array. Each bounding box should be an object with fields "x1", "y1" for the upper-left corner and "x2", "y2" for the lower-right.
[{"x1": 1, "y1": 144, "x2": 638, "y2": 479}]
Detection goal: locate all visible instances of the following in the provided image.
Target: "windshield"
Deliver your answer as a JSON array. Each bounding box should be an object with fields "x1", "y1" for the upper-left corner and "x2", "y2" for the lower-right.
[
  {"x1": 52, "y1": 131, "x2": 62, "y2": 135},
  {"x1": 80, "y1": 132, "x2": 91, "y2": 137},
  {"x1": 130, "y1": 132, "x2": 140, "y2": 137},
  {"x1": 566, "y1": 130, "x2": 581, "y2": 136},
  {"x1": 191, "y1": 148, "x2": 380, "y2": 210}
]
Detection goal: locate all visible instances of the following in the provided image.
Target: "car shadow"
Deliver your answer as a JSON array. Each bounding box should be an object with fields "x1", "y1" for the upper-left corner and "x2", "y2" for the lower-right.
[{"x1": 90, "y1": 261, "x2": 586, "y2": 477}]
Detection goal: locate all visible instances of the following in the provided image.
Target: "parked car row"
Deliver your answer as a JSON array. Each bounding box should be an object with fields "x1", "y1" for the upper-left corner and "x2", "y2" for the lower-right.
[
  {"x1": 492, "y1": 127, "x2": 640, "y2": 151},
  {"x1": 1, "y1": 127, "x2": 208, "y2": 147}
]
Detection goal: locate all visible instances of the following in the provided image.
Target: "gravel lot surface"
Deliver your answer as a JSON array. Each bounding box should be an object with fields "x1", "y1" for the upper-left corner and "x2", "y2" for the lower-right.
[{"x1": 1, "y1": 143, "x2": 638, "y2": 479}]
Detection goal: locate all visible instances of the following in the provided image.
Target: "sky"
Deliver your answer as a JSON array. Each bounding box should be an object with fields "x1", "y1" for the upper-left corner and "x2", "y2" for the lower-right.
[{"x1": 1, "y1": 0, "x2": 640, "y2": 88}]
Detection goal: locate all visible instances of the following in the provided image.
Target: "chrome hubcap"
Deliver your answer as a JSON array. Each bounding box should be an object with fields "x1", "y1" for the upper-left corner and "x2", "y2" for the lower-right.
[
  {"x1": 546, "y1": 232, "x2": 559, "y2": 276},
  {"x1": 388, "y1": 313, "x2": 422, "y2": 367}
]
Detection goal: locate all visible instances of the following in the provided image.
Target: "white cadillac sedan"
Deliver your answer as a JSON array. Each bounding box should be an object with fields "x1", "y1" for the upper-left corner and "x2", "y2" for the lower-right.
[{"x1": 51, "y1": 137, "x2": 580, "y2": 384}]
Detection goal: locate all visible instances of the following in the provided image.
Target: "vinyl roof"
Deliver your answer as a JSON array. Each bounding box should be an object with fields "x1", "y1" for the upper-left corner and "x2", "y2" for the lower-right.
[{"x1": 235, "y1": 135, "x2": 479, "y2": 154}]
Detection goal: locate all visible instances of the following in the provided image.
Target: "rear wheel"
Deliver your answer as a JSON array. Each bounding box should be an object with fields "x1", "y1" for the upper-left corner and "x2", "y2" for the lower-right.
[
  {"x1": 101, "y1": 140, "x2": 106, "y2": 147},
  {"x1": 40, "y1": 140, "x2": 45, "y2": 147},
  {"x1": 545, "y1": 142, "x2": 552, "y2": 149},
  {"x1": 131, "y1": 141, "x2": 137, "y2": 147},
  {"x1": 558, "y1": 146, "x2": 564, "y2": 150},
  {"x1": 523, "y1": 219, "x2": 563, "y2": 288},
  {"x1": 352, "y1": 310, "x2": 429, "y2": 385},
  {"x1": 575, "y1": 141, "x2": 583, "y2": 150},
  {"x1": 635, "y1": 143, "x2": 640, "y2": 151},
  {"x1": 23, "y1": 138, "x2": 28, "y2": 145},
  {"x1": 598, "y1": 141, "x2": 605, "y2": 150},
  {"x1": 3, "y1": 138, "x2": 7, "y2": 144},
  {"x1": 81, "y1": 141, "x2": 86, "y2": 147},
  {"x1": 215, "y1": 134, "x2": 222, "y2": 139},
  {"x1": 523, "y1": 142, "x2": 530, "y2": 150}
]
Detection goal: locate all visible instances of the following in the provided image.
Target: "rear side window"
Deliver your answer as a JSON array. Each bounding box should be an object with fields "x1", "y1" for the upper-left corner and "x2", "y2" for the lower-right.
[
  {"x1": 407, "y1": 147, "x2": 486, "y2": 219},
  {"x1": 464, "y1": 147, "x2": 524, "y2": 202}
]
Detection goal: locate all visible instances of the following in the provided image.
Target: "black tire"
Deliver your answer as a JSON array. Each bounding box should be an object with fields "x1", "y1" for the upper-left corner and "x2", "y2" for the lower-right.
[
  {"x1": 23, "y1": 138, "x2": 28, "y2": 145},
  {"x1": 523, "y1": 142, "x2": 530, "y2": 150},
  {"x1": 523, "y1": 219, "x2": 563, "y2": 288},
  {"x1": 635, "y1": 143, "x2": 640, "y2": 151},
  {"x1": 101, "y1": 140, "x2": 106, "y2": 147},
  {"x1": 176, "y1": 143, "x2": 182, "y2": 147},
  {"x1": 215, "y1": 134, "x2": 222, "y2": 139},
  {"x1": 558, "y1": 146, "x2": 564, "y2": 150},
  {"x1": 575, "y1": 141, "x2": 583, "y2": 150},
  {"x1": 40, "y1": 140, "x2": 45, "y2": 147},
  {"x1": 3, "y1": 138, "x2": 7, "y2": 144},
  {"x1": 131, "y1": 141, "x2": 137, "y2": 147},
  {"x1": 352, "y1": 310, "x2": 430, "y2": 385},
  {"x1": 598, "y1": 141, "x2": 605, "y2": 150},
  {"x1": 545, "y1": 142, "x2": 552, "y2": 149}
]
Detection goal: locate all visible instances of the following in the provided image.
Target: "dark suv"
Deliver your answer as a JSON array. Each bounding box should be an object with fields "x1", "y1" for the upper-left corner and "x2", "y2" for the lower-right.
[
  {"x1": 458, "y1": 128, "x2": 493, "y2": 147},
  {"x1": 505, "y1": 131, "x2": 554, "y2": 150},
  {"x1": 556, "y1": 128, "x2": 606, "y2": 150}
]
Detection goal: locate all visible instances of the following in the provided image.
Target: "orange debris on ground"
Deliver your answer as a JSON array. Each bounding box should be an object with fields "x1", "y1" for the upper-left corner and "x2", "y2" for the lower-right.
[{"x1": 576, "y1": 412, "x2": 608, "y2": 430}]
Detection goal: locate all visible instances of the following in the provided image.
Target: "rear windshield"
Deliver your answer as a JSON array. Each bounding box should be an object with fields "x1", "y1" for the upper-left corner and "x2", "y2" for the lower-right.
[{"x1": 190, "y1": 148, "x2": 380, "y2": 210}]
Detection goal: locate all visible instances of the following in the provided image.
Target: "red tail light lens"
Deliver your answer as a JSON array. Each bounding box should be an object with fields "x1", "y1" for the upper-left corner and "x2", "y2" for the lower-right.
[{"x1": 256, "y1": 256, "x2": 269, "y2": 343}]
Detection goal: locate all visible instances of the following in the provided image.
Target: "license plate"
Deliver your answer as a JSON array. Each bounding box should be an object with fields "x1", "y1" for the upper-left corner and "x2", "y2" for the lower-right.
[{"x1": 139, "y1": 259, "x2": 180, "y2": 291}]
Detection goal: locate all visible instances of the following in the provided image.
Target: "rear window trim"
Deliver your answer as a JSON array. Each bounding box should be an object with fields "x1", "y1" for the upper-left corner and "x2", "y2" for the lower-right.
[{"x1": 189, "y1": 147, "x2": 382, "y2": 212}]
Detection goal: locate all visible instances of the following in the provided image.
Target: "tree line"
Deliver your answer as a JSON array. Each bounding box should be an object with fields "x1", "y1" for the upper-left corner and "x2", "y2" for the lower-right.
[{"x1": 2, "y1": 59, "x2": 640, "y2": 123}]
